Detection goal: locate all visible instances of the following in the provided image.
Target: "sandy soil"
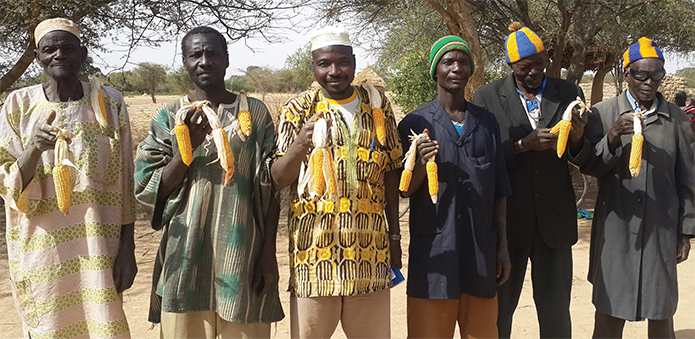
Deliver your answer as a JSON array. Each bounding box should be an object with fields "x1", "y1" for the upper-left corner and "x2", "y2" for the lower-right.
[{"x1": 1, "y1": 94, "x2": 694, "y2": 338}]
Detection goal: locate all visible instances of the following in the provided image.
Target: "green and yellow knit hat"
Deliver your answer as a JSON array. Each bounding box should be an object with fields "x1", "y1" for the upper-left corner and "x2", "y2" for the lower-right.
[
  {"x1": 429, "y1": 35, "x2": 475, "y2": 80},
  {"x1": 505, "y1": 22, "x2": 544, "y2": 63}
]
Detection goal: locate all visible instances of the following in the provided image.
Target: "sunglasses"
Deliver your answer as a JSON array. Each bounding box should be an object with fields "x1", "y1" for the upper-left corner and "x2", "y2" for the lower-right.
[{"x1": 628, "y1": 68, "x2": 666, "y2": 82}]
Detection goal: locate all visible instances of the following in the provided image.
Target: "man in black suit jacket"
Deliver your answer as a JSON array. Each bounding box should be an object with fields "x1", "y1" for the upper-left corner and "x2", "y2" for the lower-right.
[{"x1": 472, "y1": 22, "x2": 587, "y2": 339}]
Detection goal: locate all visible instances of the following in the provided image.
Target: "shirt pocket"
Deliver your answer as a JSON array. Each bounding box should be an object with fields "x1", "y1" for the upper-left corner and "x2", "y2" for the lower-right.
[
  {"x1": 11, "y1": 278, "x2": 40, "y2": 328},
  {"x1": 84, "y1": 132, "x2": 121, "y2": 186}
]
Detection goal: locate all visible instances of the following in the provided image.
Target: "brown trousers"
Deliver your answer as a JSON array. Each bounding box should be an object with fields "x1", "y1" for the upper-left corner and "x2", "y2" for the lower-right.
[
  {"x1": 290, "y1": 288, "x2": 390, "y2": 338},
  {"x1": 160, "y1": 310, "x2": 271, "y2": 339},
  {"x1": 408, "y1": 294, "x2": 498, "y2": 339}
]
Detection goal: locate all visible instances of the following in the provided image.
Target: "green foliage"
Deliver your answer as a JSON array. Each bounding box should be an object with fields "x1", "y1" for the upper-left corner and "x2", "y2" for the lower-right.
[
  {"x1": 389, "y1": 47, "x2": 437, "y2": 114},
  {"x1": 131, "y1": 62, "x2": 168, "y2": 94},
  {"x1": 676, "y1": 67, "x2": 695, "y2": 88},
  {"x1": 284, "y1": 43, "x2": 314, "y2": 92},
  {"x1": 106, "y1": 71, "x2": 136, "y2": 92},
  {"x1": 228, "y1": 75, "x2": 255, "y2": 93},
  {"x1": 167, "y1": 66, "x2": 194, "y2": 95}
]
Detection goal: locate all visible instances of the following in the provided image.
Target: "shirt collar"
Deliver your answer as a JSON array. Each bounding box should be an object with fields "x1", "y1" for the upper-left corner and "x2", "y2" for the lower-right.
[
  {"x1": 515, "y1": 75, "x2": 546, "y2": 112},
  {"x1": 625, "y1": 89, "x2": 658, "y2": 116}
]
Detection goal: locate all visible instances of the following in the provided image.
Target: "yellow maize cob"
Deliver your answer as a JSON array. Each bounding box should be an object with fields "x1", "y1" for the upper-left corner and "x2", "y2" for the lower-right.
[
  {"x1": 313, "y1": 150, "x2": 325, "y2": 196},
  {"x1": 324, "y1": 150, "x2": 337, "y2": 196},
  {"x1": 551, "y1": 119, "x2": 572, "y2": 157},
  {"x1": 53, "y1": 131, "x2": 73, "y2": 214},
  {"x1": 629, "y1": 134, "x2": 643, "y2": 177},
  {"x1": 426, "y1": 158, "x2": 438, "y2": 204},
  {"x1": 175, "y1": 124, "x2": 193, "y2": 165},
  {"x1": 372, "y1": 108, "x2": 386, "y2": 146},
  {"x1": 54, "y1": 164, "x2": 72, "y2": 214},
  {"x1": 399, "y1": 169, "x2": 412, "y2": 192},
  {"x1": 238, "y1": 110, "x2": 252, "y2": 137},
  {"x1": 215, "y1": 128, "x2": 235, "y2": 185},
  {"x1": 97, "y1": 90, "x2": 107, "y2": 123}
]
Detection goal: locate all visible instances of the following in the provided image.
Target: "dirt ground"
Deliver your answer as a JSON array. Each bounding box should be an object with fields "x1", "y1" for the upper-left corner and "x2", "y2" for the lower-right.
[{"x1": 1, "y1": 94, "x2": 694, "y2": 338}]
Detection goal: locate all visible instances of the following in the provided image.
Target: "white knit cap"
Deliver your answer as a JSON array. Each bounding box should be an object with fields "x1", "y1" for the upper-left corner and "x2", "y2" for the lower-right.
[{"x1": 310, "y1": 26, "x2": 352, "y2": 51}]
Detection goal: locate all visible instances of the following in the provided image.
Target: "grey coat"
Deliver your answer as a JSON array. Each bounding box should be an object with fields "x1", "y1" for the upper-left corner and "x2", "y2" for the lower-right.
[{"x1": 579, "y1": 91, "x2": 695, "y2": 321}]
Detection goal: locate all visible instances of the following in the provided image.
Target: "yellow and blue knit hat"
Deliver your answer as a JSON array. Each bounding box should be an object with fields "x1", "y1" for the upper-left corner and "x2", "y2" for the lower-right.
[
  {"x1": 429, "y1": 35, "x2": 475, "y2": 80},
  {"x1": 505, "y1": 22, "x2": 544, "y2": 64},
  {"x1": 623, "y1": 37, "x2": 664, "y2": 68}
]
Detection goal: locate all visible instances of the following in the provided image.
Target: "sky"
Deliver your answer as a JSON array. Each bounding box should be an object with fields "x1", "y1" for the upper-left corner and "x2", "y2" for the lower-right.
[{"x1": 94, "y1": 29, "x2": 376, "y2": 79}]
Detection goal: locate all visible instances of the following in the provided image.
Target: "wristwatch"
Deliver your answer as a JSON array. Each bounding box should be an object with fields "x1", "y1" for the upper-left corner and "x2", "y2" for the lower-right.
[
  {"x1": 389, "y1": 234, "x2": 401, "y2": 241},
  {"x1": 516, "y1": 139, "x2": 526, "y2": 152}
]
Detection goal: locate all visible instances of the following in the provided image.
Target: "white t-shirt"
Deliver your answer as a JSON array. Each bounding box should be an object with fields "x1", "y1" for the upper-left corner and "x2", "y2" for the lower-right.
[{"x1": 327, "y1": 91, "x2": 360, "y2": 132}]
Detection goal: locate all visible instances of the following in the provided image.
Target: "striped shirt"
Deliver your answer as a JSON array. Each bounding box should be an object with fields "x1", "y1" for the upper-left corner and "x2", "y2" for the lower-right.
[
  {"x1": 275, "y1": 86, "x2": 404, "y2": 298},
  {"x1": 134, "y1": 96, "x2": 284, "y2": 323},
  {"x1": 0, "y1": 83, "x2": 136, "y2": 339}
]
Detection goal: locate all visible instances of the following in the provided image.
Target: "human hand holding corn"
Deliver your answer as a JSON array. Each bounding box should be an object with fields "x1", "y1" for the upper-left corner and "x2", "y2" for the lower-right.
[
  {"x1": 549, "y1": 97, "x2": 589, "y2": 157},
  {"x1": 399, "y1": 129, "x2": 439, "y2": 204}
]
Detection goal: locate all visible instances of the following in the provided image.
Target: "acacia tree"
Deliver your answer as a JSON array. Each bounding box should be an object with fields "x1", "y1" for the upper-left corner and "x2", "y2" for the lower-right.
[
  {"x1": 0, "y1": 0, "x2": 306, "y2": 93},
  {"x1": 131, "y1": 62, "x2": 168, "y2": 103}
]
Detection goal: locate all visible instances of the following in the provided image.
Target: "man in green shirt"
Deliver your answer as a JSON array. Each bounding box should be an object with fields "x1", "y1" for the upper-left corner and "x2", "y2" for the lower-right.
[{"x1": 135, "y1": 26, "x2": 283, "y2": 338}]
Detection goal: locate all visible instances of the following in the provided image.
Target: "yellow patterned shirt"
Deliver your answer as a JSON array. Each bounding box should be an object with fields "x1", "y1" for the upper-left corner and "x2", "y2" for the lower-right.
[
  {"x1": 0, "y1": 83, "x2": 136, "y2": 339},
  {"x1": 275, "y1": 86, "x2": 403, "y2": 297}
]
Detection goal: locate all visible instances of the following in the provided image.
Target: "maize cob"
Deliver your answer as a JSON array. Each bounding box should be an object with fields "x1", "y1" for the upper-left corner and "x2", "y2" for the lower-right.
[
  {"x1": 201, "y1": 103, "x2": 235, "y2": 184},
  {"x1": 363, "y1": 83, "x2": 387, "y2": 146},
  {"x1": 324, "y1": 149, "x2": 337, "y2": 196},
  {"x1": 399, "y1": 170, "x2": 412, "y2": 192},
  {"x1": 53, "y1": 129, "x2": 74, "y2": 214},
  {"x1": 313, "y1": 149, "x2": 325, "y2": 196},
  {"x1": 426, "y1": 158, "x2": 438, "y2": 204},
  {"x1": 174, "y1": 102, "x2": 200, "y2": 166},
  {"x1": 237, "y1": 90, "x2": 252, "y2": 138},
  {"x1": 89, "y1": 74, "x2": 108, "y2": 127},
  {"x1": 629, "y1": 112, "x2": 644, "y2": 177},
  {"x1": 399, "y1": 130, "x2": 430, "y2": 195},
  {"x1": 175, "y1": 124, "x2": 193, "y2": 165},
  {"x1": 550, "y1": 97, "x2": 589, "y2": 157}
]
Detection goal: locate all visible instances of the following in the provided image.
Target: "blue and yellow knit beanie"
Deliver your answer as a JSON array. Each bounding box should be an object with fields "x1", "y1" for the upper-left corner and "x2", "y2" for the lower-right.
[
  {"x1": 623, "y1": 37, "x2": 665, "y2": 68},
  {"x1": 505, "y1": 22, "x2": 544, "y2": 64},
  {"x1": 429, "y1": 35, "x2": 475, "y2": 80}
]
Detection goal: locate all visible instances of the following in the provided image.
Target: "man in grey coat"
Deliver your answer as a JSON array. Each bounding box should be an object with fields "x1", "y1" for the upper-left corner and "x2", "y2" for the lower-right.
[{"x1": 579, "y1": 37, "x2": 695, "y2": 338}]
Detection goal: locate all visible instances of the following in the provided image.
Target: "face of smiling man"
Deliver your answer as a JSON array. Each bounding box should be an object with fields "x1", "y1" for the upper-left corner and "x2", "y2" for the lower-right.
[
  {"x1": 35, "y1": 30, "x2": 87, "y2": 83},
  {"x1": 311, "y1": 45, "x2": 356, "y2": 100}
]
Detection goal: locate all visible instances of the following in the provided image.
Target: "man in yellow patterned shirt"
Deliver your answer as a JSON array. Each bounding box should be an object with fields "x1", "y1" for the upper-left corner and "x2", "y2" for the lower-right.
[{"x1": 271, "y1": 26, "x2": 403, "y2": 338}]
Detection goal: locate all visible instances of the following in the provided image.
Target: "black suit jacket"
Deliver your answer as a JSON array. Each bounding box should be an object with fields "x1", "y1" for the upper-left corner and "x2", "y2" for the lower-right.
[{"x1": 472, "y1": 75, "x2": 584, "y2": 248}]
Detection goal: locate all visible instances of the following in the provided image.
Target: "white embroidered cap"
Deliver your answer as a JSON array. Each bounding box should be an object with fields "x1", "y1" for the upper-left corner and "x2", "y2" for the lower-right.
[{"x1": 310, "y1": 26, "x2": 352, "y2": 51}]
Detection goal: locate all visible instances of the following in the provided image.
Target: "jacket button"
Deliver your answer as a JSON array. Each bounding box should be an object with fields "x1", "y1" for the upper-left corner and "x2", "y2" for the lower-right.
[
  {"x1": 458, "y1": 177, "x2": 463, "y2": 182},
  {"x1": 637, "y1": 197, "x2": 643, "y2": 203},
  {"x1": 457, "y1": 142, "x2": 462, "y2": 147},
  {"x1": 457, "y1": 214, "x2": 461, "y2": 219},
  {"x1": 534, "y1": 169, "x2": 539, "y2": 174},
  {"x1": 534, "y1": 193, "x2": 539, "y2": 197}
]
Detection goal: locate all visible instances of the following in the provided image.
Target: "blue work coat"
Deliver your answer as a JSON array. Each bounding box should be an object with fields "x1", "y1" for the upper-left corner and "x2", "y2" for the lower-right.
[{"x1": 398, "y1": 98, "x2": 511, "y2": 299}]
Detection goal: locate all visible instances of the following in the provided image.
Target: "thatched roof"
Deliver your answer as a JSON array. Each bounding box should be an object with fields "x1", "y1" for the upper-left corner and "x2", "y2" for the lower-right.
[{"x1": 352, "y1": 65, "x2": 386, "y2": 89}]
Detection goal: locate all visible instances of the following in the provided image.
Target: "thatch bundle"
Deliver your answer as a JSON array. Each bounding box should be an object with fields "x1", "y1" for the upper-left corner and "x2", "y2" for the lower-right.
[{"x1": 352, "y1": 66, "x2": 386, "y2": 92}]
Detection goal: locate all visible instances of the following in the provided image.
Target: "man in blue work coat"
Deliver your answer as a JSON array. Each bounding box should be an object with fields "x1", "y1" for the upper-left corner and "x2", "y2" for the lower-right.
[{"x1": 398, "y1": 35, "x2": 512, "y2": 339}]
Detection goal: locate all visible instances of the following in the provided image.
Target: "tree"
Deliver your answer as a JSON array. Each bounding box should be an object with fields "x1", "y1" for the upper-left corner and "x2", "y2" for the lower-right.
[
  {"x1": 284, "y1": 43, "x2": 314, "y2": 92},
  {"x1": 319, "y1": 0, "x2": 695, "y2": 105},
  {"x1": 167, "y1": 66, "x2": 194, "y2": 95},
  {"x1": 676, "y1": 67, "x2": 695, "y2": 88},
  {"x1": 0, "y1": 0, "x2": 306, "y2": 93},
  {"x1": 131, "y1": 62, "x2": 168, "y2": 103},
  {"x1": 243, "y1": 66, "x2": 278, "y2": 100},
  {"x1": 106, "y1": 71, "x2": 137, "y2": 93}
]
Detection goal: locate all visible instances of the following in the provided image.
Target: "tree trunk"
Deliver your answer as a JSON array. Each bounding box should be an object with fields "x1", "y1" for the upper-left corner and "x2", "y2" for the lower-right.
[
  {"x1": 589, "y1": 53, "x2": 615, "y2": 105},
  {"x1": 449, "y1": 0, "x2": 484, "y2": 100},
  {"x1": 547, "y1": 0, "x2": 572, "y2": 78},
  {"x1": 0, "y1": 43, "x2": 35, "y2": 93},
  {"x1": 150, "y1": 92, "x2": 156, "y2": 103}
]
